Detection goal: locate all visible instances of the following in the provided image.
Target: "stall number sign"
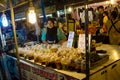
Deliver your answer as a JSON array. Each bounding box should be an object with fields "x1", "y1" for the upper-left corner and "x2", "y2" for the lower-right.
[
  {"x1": 78, "y1": 34, "x2": 91, "y2": 53},
  {"x1": 67, "y1": 31, "x2": 74, "y2": 48}
]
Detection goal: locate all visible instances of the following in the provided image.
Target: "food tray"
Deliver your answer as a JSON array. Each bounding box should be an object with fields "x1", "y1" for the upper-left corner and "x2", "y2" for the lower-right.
[{"x1": 90, "y1": 54, "x2": 109, "y2": 69}]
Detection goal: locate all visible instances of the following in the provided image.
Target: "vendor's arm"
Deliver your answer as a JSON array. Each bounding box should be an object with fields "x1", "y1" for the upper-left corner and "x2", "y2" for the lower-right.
[
  {"x1": 41, "y1": 28, "x2": 48, "y2": 44},
  {"x1": 58, "y1": 38, "x2": 67, "y2": 44},
  {"x1": 57, "y1": 28, "x2": 67, "y2": 44}
]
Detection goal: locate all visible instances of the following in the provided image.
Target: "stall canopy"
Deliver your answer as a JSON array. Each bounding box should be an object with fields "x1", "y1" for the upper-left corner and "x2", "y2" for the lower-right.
[
  {"x1": 0, "y1": 0, "x2": 8, "y2": 11},
  {"x1": 0, "y1": 0, "x2": 111, "y2": 12}
]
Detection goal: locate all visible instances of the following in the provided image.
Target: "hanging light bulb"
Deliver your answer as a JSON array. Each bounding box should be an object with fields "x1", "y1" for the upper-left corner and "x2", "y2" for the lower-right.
[
  {"x1": 110, "y1": 0, "x2": 115, "y2": 4},
  {"x1": 2, "y1": 13, "x2": 8, "y2": 27},
  {"x1": 106, "y1": 1, "x2": 109, "y2": 5},
  {"x1": 68, "y1": 7, "x2": 72, "y2": 12},
  {"x1": 28, "y1": 1, "x2": 37, "y2": 24},
  {"x1": 28, "y1": 7, "x2": 37, "y2": 24}
]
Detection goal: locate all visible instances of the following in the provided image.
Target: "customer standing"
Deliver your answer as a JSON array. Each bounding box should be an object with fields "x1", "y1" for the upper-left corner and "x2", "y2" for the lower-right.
[
  {"x1": 96, "y1": 6, "x2": 104, "y2": 35},
  {"x1": 106, "y1": 11, "x2": 120, "y2": 45},
  {"x1": 101, "y1": 11, "x2": 109, "y2": 33},
  {"x1": 103, "y1": 11, "x2": 109, "y2": 26},
  {"x1": 98, "y1": 6, "x2": 104, "y2": 27}
]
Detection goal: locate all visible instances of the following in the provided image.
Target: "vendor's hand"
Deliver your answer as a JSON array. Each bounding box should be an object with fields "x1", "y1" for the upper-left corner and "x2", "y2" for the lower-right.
[
  {"x1": 43, "y1": 41, "x2": 49, "y2": 45},
  {"x1": 58, "y1": 38, "x2": 67, "y2": 44},
  {"x1": 100, "y1": 28, "x2": 104, "y2": 34}
]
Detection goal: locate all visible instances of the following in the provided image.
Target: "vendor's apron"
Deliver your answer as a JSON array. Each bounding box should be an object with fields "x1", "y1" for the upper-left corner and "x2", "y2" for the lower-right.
[{"x1": 46, "y1": 27, "x2": 58, "y2": 44}]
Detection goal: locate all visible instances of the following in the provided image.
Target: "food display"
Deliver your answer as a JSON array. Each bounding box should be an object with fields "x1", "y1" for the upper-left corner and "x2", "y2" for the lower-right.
[
  {"x1": 18, "y1": 43, "x2": 109, "y2": 72},
  {"x1": 18, "y1": 44, "x2": 86, "y2": 72},
  {"x1": 77, "y1": 25, "x2": 97, "y2": 35}
]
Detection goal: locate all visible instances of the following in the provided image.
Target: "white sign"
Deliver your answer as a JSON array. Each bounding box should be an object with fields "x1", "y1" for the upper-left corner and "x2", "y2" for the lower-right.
[
  {"x1": 78, "y1": 34, "x2": 91, "y2": 53},
  {"x1": 67, "y1": 31, "x2": 74, "y2": 48},
  {"x1": 67, "y1": 39, "x2": 74, "y2": 48},
  {"x1": 68, "y1": 32, "x2": 74, "y2": 39}
]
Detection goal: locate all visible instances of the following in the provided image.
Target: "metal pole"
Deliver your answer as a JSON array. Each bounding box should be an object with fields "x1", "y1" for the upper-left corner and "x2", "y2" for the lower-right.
[
  {"x1": 64, "y1": 5, "x2": 68, "y2": 32},
  {"x1": 64, "y1": 5, "x2": 67, "y2": 22},
  {"x1": 85, "y1": 0, "x2": 89, "y2": 80},
  {"x1": 40, "y1": 0, "x2": 47, "y2": 23},
  {"x1": 9, "y1": 0, "x2": 22, "y2": 80}
]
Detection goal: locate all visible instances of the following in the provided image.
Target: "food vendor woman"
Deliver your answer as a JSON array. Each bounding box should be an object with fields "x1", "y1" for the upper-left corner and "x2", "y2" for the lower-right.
[{"x1": 41, "y1": 18, "x2": 67, "y2": 44}]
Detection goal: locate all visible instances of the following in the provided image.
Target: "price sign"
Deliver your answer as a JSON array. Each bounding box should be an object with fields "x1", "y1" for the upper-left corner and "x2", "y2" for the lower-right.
[
  {"x1": 68, "y1": 31, "x2": 74, "y2": 39},
  {"x1": 67, "y1": 39, "x2": 74, "y2": 48},
  {"x1": 67, "y1": 31, "x2": 74, "y2": 48},
  {"x1": 78, "y1": 34, "x2": 85, "y2": 52},
  {"x1": 78, "y1": 34, "x2": 91, "y2": 53}
]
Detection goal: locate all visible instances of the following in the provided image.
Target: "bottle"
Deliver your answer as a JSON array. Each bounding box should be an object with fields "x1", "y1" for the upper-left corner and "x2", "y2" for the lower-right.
[
  {"x1": 73, "y1": 33, "x2": 78, "y2": 48},
  {"x1": 81, "y1": 60, "x2": 86, "y2": 73},
  {"x1": 90, "y1": 40, "x2": 96, "y2": 53}
]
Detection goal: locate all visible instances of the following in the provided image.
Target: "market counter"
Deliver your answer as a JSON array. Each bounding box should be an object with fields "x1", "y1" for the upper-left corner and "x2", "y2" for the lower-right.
[
  {"x1": 5, "y1": 53, "x2": 86, "y2": 80},
  {"x1": 7, "y1": 44, "x2": 120, "y2": 80},
  {"x1": 19, "y1": 57, "x2": 86, "y2": 80},
  {"x1": 91, "y1": 44, "x2": 120, "y2": 74},
  {"x1": 90, "y1": 44, "x2": 120, "y2": 80}
]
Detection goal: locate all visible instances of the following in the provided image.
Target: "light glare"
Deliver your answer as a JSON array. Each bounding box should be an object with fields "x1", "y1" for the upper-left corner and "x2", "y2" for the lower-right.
[
  {"x1": 111, "y1": 0, "x2": 114, "y2": 4},
  {"x1": 68, "y1": 7, "x2": 72, "y2": 12},
  {"x1": 28, "y1": 8, "x2": 37, "y2": 24},
  {"x1": 2, "y1": 13, "x2": 8, "y2": 27}
]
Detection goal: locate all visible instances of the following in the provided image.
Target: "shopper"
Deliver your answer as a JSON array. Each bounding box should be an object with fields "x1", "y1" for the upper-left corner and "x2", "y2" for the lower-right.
[
  {"x1": 38, "y1": 18, "x2": 44, "y2": 29},
  {"x1": 98, "y1": 6, "x2": 104, "y2": 27},
  {"x1": 106, "y1": 11, "x2": 120, "y2": 45},
  {"x1": 62, "y1": 24, "x2": 68, "y2": 38},
  {"x1": 41, "y1": 18, "x2": 67, "y2": 44},
  {"x1": 25, "y1": 21, "x2": 37, "y2": 41},
  {"x1": 96, "y1": 6, "x2": 104, "y2": 35},
  {"x1": 103, "y1": 11, "x2": 109, "y2": 25},
  {"x1": 101, "y1": 11, "x2": 109, "y2": 33}
]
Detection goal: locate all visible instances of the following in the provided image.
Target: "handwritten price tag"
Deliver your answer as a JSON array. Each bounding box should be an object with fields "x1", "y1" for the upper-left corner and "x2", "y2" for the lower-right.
[
  {"x1": 78, "y1": 34, "x2": 91, "y2": 53},
  {"x1": 67, "y1": 31, "x2": 74, "y2": 48}
]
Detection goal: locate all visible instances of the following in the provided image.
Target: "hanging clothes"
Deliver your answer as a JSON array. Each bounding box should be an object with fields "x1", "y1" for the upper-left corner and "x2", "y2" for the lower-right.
[
  {"x1": 35, "y1": 21, "x2": 41, "y2": 36},
  {"x1": 88, "y1": 10, "x2": 93, "y2": 22},
  {"x1": 73, "y1": 8, "x2": 80, "y2": 21},
  {"x1": 80, "y1": 10, "x2": 85, "y2": 23}
]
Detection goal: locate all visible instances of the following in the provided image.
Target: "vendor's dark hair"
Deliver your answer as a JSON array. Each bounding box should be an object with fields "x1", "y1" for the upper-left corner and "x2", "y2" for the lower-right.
[
  {"x1": 98, "y1": 6, "x2": 104, "y2": 9},
  {"x1": 47, "y1": 18, "x2": 54, "y2": 24},
  {"x1": 111, "y1": 11, "x2": 118, "y2": 20},
  {"x1": 103, "y1": 11, "x2": 108, "y2": 16}
]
